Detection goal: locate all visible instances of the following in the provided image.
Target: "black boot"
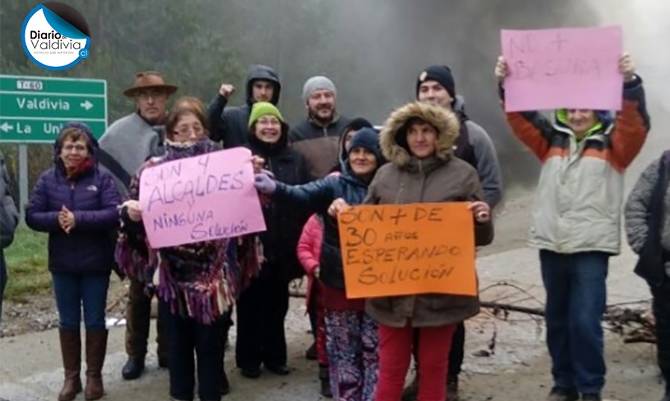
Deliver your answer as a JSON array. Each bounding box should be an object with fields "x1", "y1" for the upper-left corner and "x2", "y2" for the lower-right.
[
  {"x1": 121, "y1": 356, "x2": 145, "y2": 380},
  {"x1": 401, "y1": 375, "x2": 418, "y2": 401},
  {"x1": 318, "y1": 365, "x2": 332, "y2": 398},
  {"x1": 661, "y1": 384, "x2": 670, "y2": 401},
  {"x1": 447, "y1": 374, "x2": 459, "y2": 401},
  {"x1": 305, "y1": 341, "x2": 317, "y2": 360}
]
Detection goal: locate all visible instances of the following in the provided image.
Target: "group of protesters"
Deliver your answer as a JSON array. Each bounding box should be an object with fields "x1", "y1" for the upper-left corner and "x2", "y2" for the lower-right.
[{"x1": 0, "y1": 49, "x2": 668, "y2": 401}]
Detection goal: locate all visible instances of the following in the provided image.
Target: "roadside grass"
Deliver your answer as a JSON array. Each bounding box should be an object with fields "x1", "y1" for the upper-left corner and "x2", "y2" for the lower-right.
[{"x1": 4, "y1": 224, "x2": 51, "y2": 302}]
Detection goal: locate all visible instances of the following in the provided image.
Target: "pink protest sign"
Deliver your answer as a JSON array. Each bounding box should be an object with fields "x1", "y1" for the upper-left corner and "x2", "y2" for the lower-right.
[
  {"x1": 139, "y1": 147, "x2": 266, "y2": 248},
  {"x1": 501, "y1": 26, "x2": 623, "y2": 112}
]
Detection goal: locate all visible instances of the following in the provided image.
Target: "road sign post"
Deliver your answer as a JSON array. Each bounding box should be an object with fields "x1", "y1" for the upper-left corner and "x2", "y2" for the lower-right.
[{"x1": 0, "y1": 75, "x2": 108, "y2": 215}]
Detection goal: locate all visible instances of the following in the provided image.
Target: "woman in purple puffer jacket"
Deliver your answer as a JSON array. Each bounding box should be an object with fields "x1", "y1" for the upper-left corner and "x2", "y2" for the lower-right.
[{"x1": 26, "y1": 122, "x2": 121, "y2": 401}]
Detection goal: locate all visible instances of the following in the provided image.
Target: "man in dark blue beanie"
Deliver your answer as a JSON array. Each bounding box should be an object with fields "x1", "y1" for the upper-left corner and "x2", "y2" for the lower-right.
[{"x1": 404, "y1": 65, "x2": 503, "y2": 401}]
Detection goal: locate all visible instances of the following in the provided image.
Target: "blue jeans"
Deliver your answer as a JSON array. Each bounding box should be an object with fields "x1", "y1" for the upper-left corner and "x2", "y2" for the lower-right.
[
  {"x1": 52, "y1": 272, "x2": 110, "y2": 331},
  {"x1": 540, "y1": 250, "x2": 609, "y2": 394}
]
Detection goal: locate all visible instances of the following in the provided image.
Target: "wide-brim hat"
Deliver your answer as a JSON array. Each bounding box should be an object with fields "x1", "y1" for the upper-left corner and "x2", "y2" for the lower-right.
[{"x1": 123, "y1": 71, "x2": 178, "y2": 97}]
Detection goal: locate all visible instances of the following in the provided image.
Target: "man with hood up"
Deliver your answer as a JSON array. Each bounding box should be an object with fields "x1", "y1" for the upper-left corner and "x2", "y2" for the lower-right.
[{"x1": 208, "y1": 64, "x2": 281, "y2": 149}]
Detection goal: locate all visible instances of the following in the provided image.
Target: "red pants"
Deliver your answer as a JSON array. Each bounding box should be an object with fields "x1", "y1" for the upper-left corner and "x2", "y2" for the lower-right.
[{"x1": 375, "y1": 323, "x2": 456, "y2": 401}]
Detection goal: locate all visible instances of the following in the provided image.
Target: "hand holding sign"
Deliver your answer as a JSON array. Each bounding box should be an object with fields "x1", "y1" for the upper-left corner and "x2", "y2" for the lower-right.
[
  {"x1": 469, "y1": 201, "x2": 491, "y2": 223},
  {"x1": 328, "y1": 197, "x2": 350, "y2": 217},
  {"x1": 122, "y1": 200, "x2": 142, "y2": 222},
  {"x1": 618, "y1": 53, "x2": 635, "y2": 82}
]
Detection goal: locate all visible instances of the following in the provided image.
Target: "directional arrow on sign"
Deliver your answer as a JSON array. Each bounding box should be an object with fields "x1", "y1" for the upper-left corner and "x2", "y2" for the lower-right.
[
  {"x1": 80, "y1": 100, "x2": 94, "y2": 110},
  {"x1": 0, "y1": 122, "x2": 14, "y2": 133}
]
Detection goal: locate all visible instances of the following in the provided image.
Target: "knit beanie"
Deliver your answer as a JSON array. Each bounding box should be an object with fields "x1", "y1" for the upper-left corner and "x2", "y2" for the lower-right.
[
  {"x1": 248, "y1": 102, "x2": 284, "y2": 127},
  {"x1": 302, "y1": 76, "x2": 336, "y2": 103},
  {"x1": 344, "y1": 117, "x2": 374, "y2": 134},
  {"x1": 348, "y1": 127, "x2": 382, "y2": 163},
  {"x1": 416, "y1": 65, "x2": 456, "y2": 99}
]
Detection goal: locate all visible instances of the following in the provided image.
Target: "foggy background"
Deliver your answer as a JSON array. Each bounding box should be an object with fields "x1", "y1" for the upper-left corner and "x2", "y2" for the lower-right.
[{"x1": 1, "y1": 0, "x2": 668, "y2": 197}]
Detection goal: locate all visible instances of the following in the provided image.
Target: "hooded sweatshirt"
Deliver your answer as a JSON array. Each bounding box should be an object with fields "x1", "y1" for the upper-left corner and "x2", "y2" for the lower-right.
[{"x1": 207, "y1": 64, "x2": 281, "y2": 149}]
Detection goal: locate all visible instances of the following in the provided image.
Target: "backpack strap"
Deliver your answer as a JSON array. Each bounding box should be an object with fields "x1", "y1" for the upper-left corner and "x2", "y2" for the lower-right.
[{"x1": 453, "y1": 115, "x2": 476, "y2": 168}]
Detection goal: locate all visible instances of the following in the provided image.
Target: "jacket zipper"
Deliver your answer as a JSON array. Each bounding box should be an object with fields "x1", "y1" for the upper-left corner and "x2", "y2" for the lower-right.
[
  {"x1": 69, "y1": 182, "x2": 75, "y2": 208},
  {"x1": 418, "y1": 160, "x2": 426, "y2": 200}
]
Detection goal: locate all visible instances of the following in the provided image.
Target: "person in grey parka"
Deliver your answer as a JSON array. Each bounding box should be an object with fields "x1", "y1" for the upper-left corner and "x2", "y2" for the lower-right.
[
  {"x1": 625, "y1": 151, "x2": 670, "y2": 401},
  {"x1": 0, "y1": 150, "x2": 19, "y2": 325}
]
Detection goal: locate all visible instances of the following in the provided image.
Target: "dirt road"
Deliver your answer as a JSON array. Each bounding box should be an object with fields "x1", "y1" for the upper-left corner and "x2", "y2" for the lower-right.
[{"x1": 0, "y1": 194, "x2": 662, "y2": 401}]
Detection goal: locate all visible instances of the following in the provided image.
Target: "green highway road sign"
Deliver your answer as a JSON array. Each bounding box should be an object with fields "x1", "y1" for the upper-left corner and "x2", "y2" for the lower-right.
[{"x1": 0, "y1": 75, "x2": 107, "y2": 143}]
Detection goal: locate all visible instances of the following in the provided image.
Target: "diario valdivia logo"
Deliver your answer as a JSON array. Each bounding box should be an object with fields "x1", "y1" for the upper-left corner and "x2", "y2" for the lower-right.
[{"x1": 21, "y1": 2, "x2": 91, "y2": 70}]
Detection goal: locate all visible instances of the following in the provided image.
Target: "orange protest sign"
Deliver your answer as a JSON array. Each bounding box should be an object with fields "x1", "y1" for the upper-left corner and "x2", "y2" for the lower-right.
[{"x1": 337, "y1": 202, "x2": 476, "y2": 299}]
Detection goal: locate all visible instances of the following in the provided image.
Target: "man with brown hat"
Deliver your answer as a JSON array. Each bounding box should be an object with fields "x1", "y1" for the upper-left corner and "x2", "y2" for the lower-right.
[{"x1": 98, "y1": 71, "x2": 177, "y2": 381}]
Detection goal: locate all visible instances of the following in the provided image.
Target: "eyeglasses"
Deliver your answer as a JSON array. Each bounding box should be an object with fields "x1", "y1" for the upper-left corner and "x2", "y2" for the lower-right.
[{"x1": 174, "y1": 125, "x2": 204, "y2": 137}]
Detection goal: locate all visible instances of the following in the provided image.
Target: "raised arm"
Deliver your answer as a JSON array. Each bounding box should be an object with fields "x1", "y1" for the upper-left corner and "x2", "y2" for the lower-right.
[
  {"x1": 495, "y1": 56, "x2": 555, "y2": 161},
  {"x1": 609, "y1": 56, "x2": 650, "y2": 170},
  {"x1": 255, "y1": 173, "x2": 338, "y2": 215},
  {"x1": 207, "y1": 83, "x2": 234, "y2": 143}
]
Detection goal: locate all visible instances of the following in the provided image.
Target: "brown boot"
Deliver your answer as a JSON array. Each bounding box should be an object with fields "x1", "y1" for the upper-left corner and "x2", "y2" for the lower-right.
[
  {"x1": 58, "y1": 329, "x2": 82, "y2": 401},
  {"x1": 84, "y1": 329, "x2": 108, "y2": 400}
]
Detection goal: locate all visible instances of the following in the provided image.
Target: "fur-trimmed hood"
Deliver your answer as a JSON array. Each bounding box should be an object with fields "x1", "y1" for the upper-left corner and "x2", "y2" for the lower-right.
[{"x1": 380, "y1": 101, "x2": 460, "y2": 167}]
